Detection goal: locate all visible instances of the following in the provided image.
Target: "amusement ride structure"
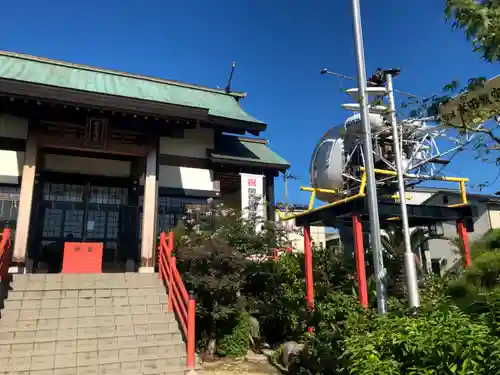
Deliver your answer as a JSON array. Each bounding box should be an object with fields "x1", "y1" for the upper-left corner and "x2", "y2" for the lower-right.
[{"x1": 277, "y1": 65, "x2": 499, "y2": 318}]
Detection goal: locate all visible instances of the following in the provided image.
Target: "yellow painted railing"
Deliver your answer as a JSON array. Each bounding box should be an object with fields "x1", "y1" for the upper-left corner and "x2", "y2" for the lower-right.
[{"x1": 276, "y1": 168, "x2": 469, "y2": 222}]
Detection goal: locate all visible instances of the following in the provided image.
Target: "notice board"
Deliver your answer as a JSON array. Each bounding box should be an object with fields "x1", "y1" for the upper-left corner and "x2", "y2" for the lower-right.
[{"x1": 62, "y1": 242, "x2": 103, "y2": 273}]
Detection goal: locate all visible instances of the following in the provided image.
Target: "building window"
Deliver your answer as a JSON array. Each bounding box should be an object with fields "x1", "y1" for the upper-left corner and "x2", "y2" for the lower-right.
[
  {"x1": 0, "y1": 186, "x2": 20, "y2": 223},
  {"x1": 138, "y1": 196, "x2": 211, "y2": 238}
]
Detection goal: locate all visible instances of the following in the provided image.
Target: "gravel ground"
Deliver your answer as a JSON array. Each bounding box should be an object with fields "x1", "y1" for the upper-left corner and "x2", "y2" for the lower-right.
[{"x1": 203, "y1": 359, "x2": 280, "y2": 375}]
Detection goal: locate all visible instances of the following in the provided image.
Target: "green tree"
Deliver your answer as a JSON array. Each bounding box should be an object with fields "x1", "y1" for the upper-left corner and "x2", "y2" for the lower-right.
[
  {"x1": 380, "y1": 226, "x2": 426, "y2": 294},
  {"x1": 446, "y1": 0, "x2": 500, "y2": 63}
]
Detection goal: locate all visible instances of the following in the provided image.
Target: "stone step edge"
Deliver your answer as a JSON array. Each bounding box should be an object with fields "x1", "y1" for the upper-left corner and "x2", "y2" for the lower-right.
[
  {"x1": 0, "y1": 315, "x2": 178, "y2": 332},
  {"x1": 4, "y1": 352, "x2": 188, "y2": 372},
  {"x1": 2, "y1": 299, "x2": 170, "y2": 309},
  {"x1": 0, "y1": 319, "x2": 178, "y2": 333},
  {"x1": 0, "y1": 339, "x2": 186, "y2": 358},
  {"x1": 20, "y1": 367, "x2": 195, "y2": 375},
  {"x1": 0, "y1": 309, "x2": 176, "y2": 321},
  {"x1": 11, "y1": 273, "x2": 160, "y2": 279},
  {"x1": 0, "y1": 311, "x2": 176, "y2": 323},
  {"x1": 7, "y1": 285, "x2": 166, "y2": 291},
  {"x1": 3, "y1": 291, "x2": 167, "y2": 300},
  {"x1": 8, "y1": 364, "x2": 201, "y2": 375},
  {"x1": 0, "y1": 327, "x2": 184, "y2": 345}
]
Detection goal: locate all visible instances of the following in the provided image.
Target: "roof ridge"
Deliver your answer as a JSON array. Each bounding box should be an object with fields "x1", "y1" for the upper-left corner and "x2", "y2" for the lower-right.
[{"x1": 0, "y1": 50, "x2": 248, "y2": 99}]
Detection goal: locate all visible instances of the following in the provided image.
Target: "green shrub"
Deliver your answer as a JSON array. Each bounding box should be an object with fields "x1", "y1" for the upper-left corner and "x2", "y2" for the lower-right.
[{"x1": 217, "y1": 313, "x2": 251, "y2": 357}]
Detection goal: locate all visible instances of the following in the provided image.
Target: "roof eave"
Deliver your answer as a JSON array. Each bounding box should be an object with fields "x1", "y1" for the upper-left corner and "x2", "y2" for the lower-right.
[
  {"x1": 209, "y1": 115, "x2": 267, "y2": 135},
  {"x1": 210, "y1": 155, "x2": 289, "y2": 171},
  {"x1": 0, "y1": 50, "x2": 250, "y2": 99}
]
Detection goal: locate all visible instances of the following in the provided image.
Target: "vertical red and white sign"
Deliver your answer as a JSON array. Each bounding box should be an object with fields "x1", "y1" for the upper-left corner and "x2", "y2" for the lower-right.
[{"x1": 240, "y1": 173, "x2": 265, "y2": 230}]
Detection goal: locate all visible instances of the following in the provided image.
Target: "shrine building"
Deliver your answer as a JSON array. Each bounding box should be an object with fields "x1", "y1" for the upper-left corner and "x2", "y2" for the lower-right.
[{"x1": 0, "y1": 50, "x2": 289, "y2": 273}]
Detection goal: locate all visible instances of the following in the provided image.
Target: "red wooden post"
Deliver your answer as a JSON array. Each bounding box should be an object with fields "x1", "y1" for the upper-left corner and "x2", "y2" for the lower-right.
[
  {"x1": 273, "y1": 248, "x2": 278, "y2": 262},
  {"x1": 304, "y1": 226, "x2": 315, "y2": 333},
  {"x1": 352, "y1": 213, "x2": 368, "y2": 308},
  {"x1": 457, "y1": 219, "x2": 471, "y2": 267},
  {"x1": 187, "y1": 296, "x2": 196, "y2": 369},
  {"x1": 159, "y1": 232, "x2": 167, "y2": 280},
  {"x1": 167, "y1": 231, "x2": 174, "y2": 255},
  {"x1": 2, "y1": 227, "x2": 12, "y2": 246},
  {"x1": 168, "y1": 256, "x2": 176, "y2": 313}
]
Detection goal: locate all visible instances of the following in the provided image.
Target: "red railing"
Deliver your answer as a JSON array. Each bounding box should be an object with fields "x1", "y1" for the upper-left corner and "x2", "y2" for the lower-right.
[
  {"x1": 158, "y1": 232, "x2": 196, "y2": 370},
  {"x1": 0, "y1": 227, "x2": 12, "y2": 281},
  {"x1": 271, "y1": 247, "x2": 292, "y2": 262}
]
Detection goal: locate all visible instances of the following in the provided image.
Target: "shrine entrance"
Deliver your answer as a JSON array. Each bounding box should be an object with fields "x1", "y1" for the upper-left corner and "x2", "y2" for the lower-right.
[{"x1": 29, "y1": 174, "x2": 139, "y2": 273}]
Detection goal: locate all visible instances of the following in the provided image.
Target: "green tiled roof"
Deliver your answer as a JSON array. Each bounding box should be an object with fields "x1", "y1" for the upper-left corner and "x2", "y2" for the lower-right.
[
  {"x1": 0, "y1": 51, "x2": 265, "y2": 126},
  {"x1": 211, "y1": 135, "x2": 289, "y2": 170}
]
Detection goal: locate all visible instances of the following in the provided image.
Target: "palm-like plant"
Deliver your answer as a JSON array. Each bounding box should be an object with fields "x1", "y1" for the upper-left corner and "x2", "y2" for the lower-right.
[{"x1": 380, "y1": 225, "x2": 427, "y2": 295}]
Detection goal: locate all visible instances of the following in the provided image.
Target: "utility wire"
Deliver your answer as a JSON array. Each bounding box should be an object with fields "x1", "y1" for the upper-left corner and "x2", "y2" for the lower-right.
[{"x1": 322, "y1": 70, "x2": 422, "y2": 99}]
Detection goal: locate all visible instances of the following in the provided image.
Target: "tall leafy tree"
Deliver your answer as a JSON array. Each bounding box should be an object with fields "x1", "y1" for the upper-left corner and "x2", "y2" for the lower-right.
[{"x1": 446, "y1": 0, "x2": 500, "y2": 63}]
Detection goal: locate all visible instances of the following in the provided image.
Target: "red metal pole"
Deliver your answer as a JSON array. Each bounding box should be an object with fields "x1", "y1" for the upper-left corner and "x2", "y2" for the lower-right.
[
  {"x1": 457, "y1": 220, "x2": 471, "y2": 267},
  {"x1": 187, "y1": 296, "x2": 196, "y2": 369},
  {"x1": 352, "y1": 213, "x2": 368, "y2": 308},
  {"x1": 167, "y1": 256, "x2": 175, "y2": 313},
  {"x1": 304, "y1": 225, "x2": 315, "y2": 333}
]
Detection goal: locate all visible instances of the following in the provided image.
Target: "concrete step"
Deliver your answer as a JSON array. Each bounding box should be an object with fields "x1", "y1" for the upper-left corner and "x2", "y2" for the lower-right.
[
  {"x1": 1, "y1": 312, "x2": 175, "y2": 330},
  {"x1": 0, "y1": 337, "x2": 185, "y2": 358},
  {"x1": 0, "y1": 272, "x2": 200, "y2": 375},
  {"x1": 10, "y1": 273, "x2": 164, "y2": 291},
  {"x1": 1, "y1": 304, "x2": 173, "y2": 321},
  {"x1": 1, "y1": 314, "x2": 176, "y2": 332},
  {"x1": 0, "y1": 350, "x2": 187, "y2": 373},
  {"x1": 0, "y1": 321, "x2": 180, "y2": 342},
  {"x1": 3, "y1": 294, "x2": 169, "y2": 310},
  {"x1": 5, "y1": 287, "x2": 167, "y2": 301}
]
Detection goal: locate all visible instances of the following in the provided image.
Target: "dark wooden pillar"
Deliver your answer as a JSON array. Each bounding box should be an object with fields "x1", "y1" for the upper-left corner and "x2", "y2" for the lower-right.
[{"x1": 265, "y1": 172, "x2": 276, "y2": 221}]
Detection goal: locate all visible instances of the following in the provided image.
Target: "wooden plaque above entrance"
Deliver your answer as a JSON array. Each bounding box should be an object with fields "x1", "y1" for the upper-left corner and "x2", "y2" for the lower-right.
[
  {"x1": 36, "y1": 119, "x2": 152, "y2": 156},
  {"x1": 85, "y1": 116, "x2": 108, "y2": 148}
]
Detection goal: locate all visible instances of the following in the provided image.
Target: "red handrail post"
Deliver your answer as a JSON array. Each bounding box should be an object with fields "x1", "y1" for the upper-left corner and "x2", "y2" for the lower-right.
[
  {"x1": 187, "y1": 295, "x2": 196, "y2": 369},
  {"x1": 352, "y1": 213, "x2": 368, "y2": 309},
  {"x1": 303, "y1": 225, "x2": 315, "y2": 334},
  {"x1": 168, "y1": 231, "x2": 174, "y2": 255},
  {"x1": 457, "y1": 219, "x2": 471, "y2": 268},
  {"x1": 159, "y1": 232, "x2": 167, "y2": 280},
  {"x1": 168, "y1": 256, "x2": 176, "y2": 313},
  {"x1": 0, "y1": 227, "x2": 12, "y2": 280}
]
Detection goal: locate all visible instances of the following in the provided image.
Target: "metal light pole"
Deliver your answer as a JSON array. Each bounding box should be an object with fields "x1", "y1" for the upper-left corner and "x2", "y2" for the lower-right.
[
  {"x1": 386, "y1": 73, "x2": 420, "y2": 311},
  {"x1": 350, "y1": 0, "x2": 387, "y2": 314}
]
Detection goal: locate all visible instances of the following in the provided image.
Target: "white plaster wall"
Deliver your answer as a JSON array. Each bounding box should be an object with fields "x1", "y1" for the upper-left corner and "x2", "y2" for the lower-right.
[
  {"x1": 44, "y1": 154, "x2": 132, "y2": 177},
  {"x1": 274, "y1": 212, "x2": 326, "y2": 252},
  {"x1": 488, "y1": 206, "x2": 500, "y2": 229},
  {"x1": 424, "y1": 193, "x2": 492, "y2": 270},
  {"x1": 0, "y1": 114, "x2": 28, "y2": 184},
  {"x1": 159, "y1": 128, "x2": 214, "y2": 158},
  {"x1": 405, "y1": 191, "x2": 434, "y2": 205},
  {"x1": 157, "y1": 165, "x2": 215, "y2": 191},
  {"x1": 0, "y1": 114, "x2": 28, "y2": 139},
  {"x1": 0, "y1": 150, "x2": 25, "y2": 184}
]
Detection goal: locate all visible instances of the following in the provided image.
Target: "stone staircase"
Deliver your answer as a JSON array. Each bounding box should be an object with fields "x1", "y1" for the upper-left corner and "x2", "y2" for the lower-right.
[{"x1": 0, "y1": 273, "x2": 198, "y2": 375}]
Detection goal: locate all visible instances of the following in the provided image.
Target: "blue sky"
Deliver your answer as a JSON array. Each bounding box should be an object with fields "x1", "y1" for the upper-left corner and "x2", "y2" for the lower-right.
[{"x1": 1, "y1": 0, "x2": 498, "y2": 205}]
